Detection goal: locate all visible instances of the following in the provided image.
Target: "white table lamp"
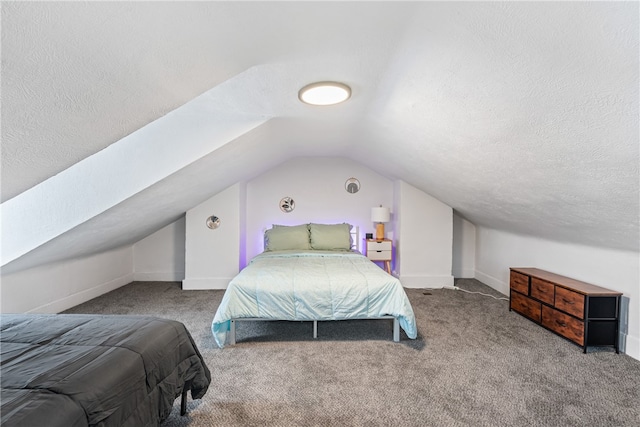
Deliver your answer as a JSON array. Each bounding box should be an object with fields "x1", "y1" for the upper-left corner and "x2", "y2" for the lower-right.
[{"x1": 371, "y1": 206, "x2": 390, "y2": 240}]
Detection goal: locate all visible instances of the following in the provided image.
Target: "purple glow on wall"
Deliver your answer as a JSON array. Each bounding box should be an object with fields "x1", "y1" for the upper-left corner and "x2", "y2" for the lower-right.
[{"x1": 245, "y1": 220, "x2": 366, "y2": 261}]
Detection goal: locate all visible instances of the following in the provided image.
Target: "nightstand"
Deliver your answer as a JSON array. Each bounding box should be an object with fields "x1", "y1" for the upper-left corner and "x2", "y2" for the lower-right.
[{"x1": 366, "y1": 239, "x2": 392, "y2": 274}]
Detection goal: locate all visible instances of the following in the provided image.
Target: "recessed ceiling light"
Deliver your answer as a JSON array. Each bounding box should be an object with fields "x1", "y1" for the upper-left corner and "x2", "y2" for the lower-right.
[{"x1": 298, "y1": 81, "x2": 351, "y2": 106}]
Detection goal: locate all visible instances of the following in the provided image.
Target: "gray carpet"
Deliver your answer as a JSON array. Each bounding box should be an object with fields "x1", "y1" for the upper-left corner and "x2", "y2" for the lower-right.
[{"x1": 63, "y1": 279, "x2": 640, "y2": 426}]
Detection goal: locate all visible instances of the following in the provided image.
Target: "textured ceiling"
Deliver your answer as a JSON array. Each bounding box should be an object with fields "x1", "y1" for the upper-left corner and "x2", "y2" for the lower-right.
[{"x1": 1, "y1": 1, "x2": 638, "y2": 272}]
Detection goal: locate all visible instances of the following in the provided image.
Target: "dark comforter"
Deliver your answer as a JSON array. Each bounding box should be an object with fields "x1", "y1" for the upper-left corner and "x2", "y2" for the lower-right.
[{"x1": 0, "y1": 314, "x2": 211, "y2": 427}]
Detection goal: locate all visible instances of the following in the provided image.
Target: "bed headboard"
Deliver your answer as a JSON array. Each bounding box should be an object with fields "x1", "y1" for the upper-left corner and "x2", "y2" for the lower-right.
[{"x1": 351, "y1": 226, "x2": 360, "y2": 252}]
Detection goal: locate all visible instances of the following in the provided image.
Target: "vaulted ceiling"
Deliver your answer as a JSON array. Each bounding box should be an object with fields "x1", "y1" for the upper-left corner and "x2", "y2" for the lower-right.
[{"x1": 1, "y1": 2, "x2": 638, "y2": 273}]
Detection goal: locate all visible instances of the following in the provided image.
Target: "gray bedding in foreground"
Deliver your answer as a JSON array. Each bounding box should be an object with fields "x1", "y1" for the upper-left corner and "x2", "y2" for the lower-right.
[{"x1": 0, "y1": 314, "x2": 211, "y2": 427}]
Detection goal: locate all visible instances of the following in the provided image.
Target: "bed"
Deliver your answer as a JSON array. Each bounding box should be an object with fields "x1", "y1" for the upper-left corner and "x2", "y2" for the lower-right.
[
  {"x1": 212, "y1": 223, "x2": 417, "y2": 347},
  {"x1": 0, "y1": 314, "x2": 211, "y2": 427}
]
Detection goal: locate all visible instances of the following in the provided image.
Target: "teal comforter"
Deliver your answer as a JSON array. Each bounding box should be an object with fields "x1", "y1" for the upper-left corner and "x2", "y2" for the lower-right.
[{"x1": 211, "y1": 250, "x2": 417, "y2": 347}]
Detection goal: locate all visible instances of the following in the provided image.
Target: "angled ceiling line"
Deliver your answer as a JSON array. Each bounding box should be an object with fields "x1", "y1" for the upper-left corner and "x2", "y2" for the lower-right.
[{"x1": 1, "y1": 68, "x2": 277, "y2": 266}]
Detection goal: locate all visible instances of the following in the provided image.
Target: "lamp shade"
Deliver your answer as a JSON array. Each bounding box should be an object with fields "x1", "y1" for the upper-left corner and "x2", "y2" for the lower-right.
[{"x1": 371, "y1": 206, "x2": 390, "y2": 223}]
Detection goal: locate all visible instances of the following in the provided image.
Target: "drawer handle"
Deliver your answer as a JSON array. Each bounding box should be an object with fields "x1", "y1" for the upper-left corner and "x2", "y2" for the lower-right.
[
  {"x1": 536, "y1": 287, "x2": 546, "y2": 293},
  {"x1": 555, "y1": 320, "x2": 567, "y2": 327},
  {"x1": 562, "y1": 299, "x2": 574, "y2": 305}
]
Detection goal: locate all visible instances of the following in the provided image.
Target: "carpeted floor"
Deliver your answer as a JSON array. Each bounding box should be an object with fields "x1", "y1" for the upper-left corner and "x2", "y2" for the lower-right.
[{"x1": 63, "y1": 279, "x2": 640, "y2": 426}]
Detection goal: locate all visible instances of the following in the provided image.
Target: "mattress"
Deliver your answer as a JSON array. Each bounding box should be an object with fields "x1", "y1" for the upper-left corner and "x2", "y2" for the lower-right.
[
  {"x1": 212, "y1": 250, "x2": 418, "y2": 347},
  {"x1": 0, "y1": 314, "x2": 211, "y2": 427}
]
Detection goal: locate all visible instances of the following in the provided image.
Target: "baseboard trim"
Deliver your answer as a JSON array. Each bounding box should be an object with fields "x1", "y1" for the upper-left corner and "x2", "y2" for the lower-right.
[
  {"x1": 27, "y1": 273, "x2": 134, "y2": 314},
  {"x1": 621, "y1": 333, "x2": 639, "y2": 361},
  {"x1": 398, "y1": 275, "x2": 454, "y2": 289},
  {"x1": 452, "y1": 268, "x2": 475, "y2": 279},
  {"x1": 474, "y1": 270, "x2": 509, "y2": 296},
  {"x1": 133, "y1": 272, "x2": 185, "y2": 282},
  {"x1": 182, "y1": 278, "x2": 232, "y2": 290}
]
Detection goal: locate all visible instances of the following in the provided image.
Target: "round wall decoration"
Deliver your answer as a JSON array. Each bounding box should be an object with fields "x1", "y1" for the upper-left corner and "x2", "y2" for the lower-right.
[
  {"x1": 345, "y1": 178, "x2": 360, "y2": 194},
  {"x1": 206, "y1": 215, "x2": 221, "y2": 229},
  {"x1": 280, "y1": 197, "x2": 295, "y2": 213}
]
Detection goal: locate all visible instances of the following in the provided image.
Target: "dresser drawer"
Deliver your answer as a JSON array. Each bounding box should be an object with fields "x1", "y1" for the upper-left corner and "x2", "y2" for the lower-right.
[
  {"x1": 510, "y1": 271, "x2": 529, "y2": 294},
  {"x1": 368, "y1": 250, "x2": 391, "y2": 261},
  {"x1": 555, "y1": 287, "x2": 585, "y2": 319},
  {"x1": 541, "y1": 305, "x2": 584, "y2": 346},
  {"x1": 367, "y1": 240, "x2": 392, "y2": 251},
  {"x1": 531, "y1": 278, "x2": 555, "y2": 305},
  {"x1": 510, "y1": 291, "x2": 541, "y2": 323}
]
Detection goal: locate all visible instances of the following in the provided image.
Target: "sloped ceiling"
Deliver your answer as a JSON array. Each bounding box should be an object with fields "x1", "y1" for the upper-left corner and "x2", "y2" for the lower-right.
[{"x1": 1, "y1": 2, "x2": 638, "y2": 273}]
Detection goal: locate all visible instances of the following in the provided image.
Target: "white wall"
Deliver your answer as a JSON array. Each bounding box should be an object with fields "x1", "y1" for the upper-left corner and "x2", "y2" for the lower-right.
[
  {"x1": 394, "y1": 180, "x2": 454, "y2": 288},
  {"x1": 183, "y1": 183, "x2": 243, "y2": 289},
  {"x1": 452, "y1": 213, "x2": 476, "y2": 278},
  {"x1": 133, "y1": 217, "x2": 186, "y2": 281},
  {"x1": 181, "y1": 157, "x2": 455, "y2": 289},
  {"x1": 475, "y1": 226, "x2": 640, "y2": 361},
  {"x1": 0, "y1": 246, "x2": 133, "y2": 314},
  {"x1": 245, "y1": 157, "x2": 394, "y2": 259}
]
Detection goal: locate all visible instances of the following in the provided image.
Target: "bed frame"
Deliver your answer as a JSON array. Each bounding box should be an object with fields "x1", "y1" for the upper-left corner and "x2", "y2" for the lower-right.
[
  {"x1": 228, "y1": 226, "x2": 401, "y2": 345},
  {"x1": 228, "y1": 317, "x2": 400, "y2": 345}
]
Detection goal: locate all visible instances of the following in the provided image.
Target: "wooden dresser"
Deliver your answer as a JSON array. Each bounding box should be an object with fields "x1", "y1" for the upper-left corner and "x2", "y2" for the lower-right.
[{"x1": 509, "y1": 268, "x2": 622, "y2": 353}]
